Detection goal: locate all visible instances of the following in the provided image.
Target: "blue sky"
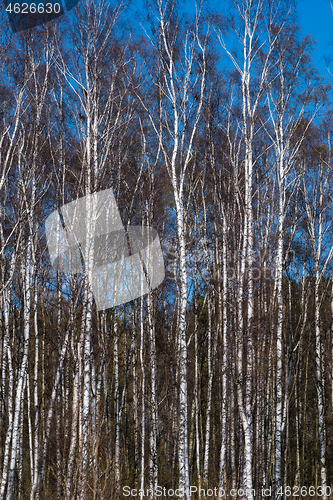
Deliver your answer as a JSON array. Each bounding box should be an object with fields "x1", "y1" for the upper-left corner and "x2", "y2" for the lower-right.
[{"x1": 297, "y1": 0, "x2": 333, "y2": 80}]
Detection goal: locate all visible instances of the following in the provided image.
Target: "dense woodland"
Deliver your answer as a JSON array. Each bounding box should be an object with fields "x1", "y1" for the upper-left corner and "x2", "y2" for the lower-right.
[{"x1": 1, "y1": 0, "x2": 333, "y2": 498}]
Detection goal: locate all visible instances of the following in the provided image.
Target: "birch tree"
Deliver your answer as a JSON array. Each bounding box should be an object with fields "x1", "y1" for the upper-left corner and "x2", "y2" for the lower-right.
[
  {"x1": 137, "y1": 1, "x2": 209, "y2": 496},
  {"x1": 300, "y1": 135, "x2": 333, "y2": 500}
]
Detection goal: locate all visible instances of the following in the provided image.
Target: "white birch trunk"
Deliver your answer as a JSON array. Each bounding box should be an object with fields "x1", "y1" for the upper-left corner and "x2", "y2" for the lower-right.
[
  {"x1": 203, "y1": 294, "x2": 212, "y2": 484},
  {"x1": 176, "y1": 202, "x2": 190, "y2": 499},
  {"x1": 194, "y1": 263, "x2": 201, "y2": 490},
  {"x1": 315, "y1": 275, "x2": 327, "y2": 498},
  {"x1": 140, "y1": 292, "x2": 145, "y2": 492},
  {"x1": 66, "y1": 291, "x2": 80, "y2": 499},
  {"x1": 32, "y1": 279, "x2": 39, "y2": 498},
  {"x1": 27, "y1": 371, "x2": 34, "y2": 487},
  {"x1": 7, "y1": 234, "x2": 33, "y2": 500},
  {"x1": 148, "y1": 288, "x2": 158, "y2": 492},
  {"x1": 133, "y1": 317, "x2": 139, "y2": 473},
  {"x1": 219, "y1": 215, "x2": 228, "y2": 495},
  {"x1": 114, "y1": 318, "x2": 121, "y2": 492},
  {"x1": 0, "y1": 286, "x2": 15, "y2": 498},
  {"x1": 274, "y1": 178, "x2": 284, "y2": 494}
]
